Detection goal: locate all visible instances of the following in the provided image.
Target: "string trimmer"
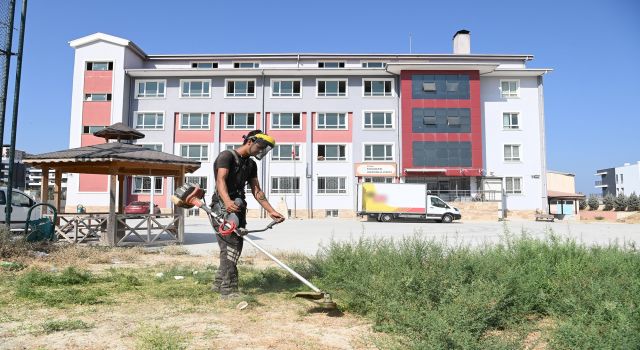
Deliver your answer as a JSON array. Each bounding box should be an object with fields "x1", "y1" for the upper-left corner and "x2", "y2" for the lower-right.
[{"x1": 171, "y1": 183, "x2": 337, "y2": 310}]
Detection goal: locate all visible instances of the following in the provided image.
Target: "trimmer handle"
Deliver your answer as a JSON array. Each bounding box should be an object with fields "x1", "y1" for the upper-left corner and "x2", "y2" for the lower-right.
[{"x1": 265, "y1": 220, "x2": 280, "y2": 230}]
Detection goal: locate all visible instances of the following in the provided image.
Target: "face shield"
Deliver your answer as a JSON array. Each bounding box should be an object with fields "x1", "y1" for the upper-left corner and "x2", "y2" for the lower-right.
[{"x1": 251, "y1": 138, "x2": 274, "y2": 160}]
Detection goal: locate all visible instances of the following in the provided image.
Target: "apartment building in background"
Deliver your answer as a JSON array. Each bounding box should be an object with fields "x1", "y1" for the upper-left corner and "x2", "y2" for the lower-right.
[
  {"x1": 595, "y1": 161, "x2": 640, "y2": 197},
  {"x1": 65, "y1": 30, "x2": 551, "y2": 217}
]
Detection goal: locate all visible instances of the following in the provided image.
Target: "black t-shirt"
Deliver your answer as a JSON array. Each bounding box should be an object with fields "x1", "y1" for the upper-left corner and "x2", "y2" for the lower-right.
[{"x1": 213, "y1": 150, "x2": 258, "y2": 198}]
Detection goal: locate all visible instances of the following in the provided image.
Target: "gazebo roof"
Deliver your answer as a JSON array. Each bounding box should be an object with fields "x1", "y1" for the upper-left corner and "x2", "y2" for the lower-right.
[
  {"x1": 23, "y1": 142, "x2": 201, "y2": 176},
  {"x1": 93, "y1": 122, "x2": 145, "y2": 141}
]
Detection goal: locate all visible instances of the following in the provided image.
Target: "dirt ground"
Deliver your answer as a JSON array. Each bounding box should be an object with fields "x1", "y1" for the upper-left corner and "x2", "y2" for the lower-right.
[{"x1": 0, "y1": 246, "x2": 388, "y2": 350}]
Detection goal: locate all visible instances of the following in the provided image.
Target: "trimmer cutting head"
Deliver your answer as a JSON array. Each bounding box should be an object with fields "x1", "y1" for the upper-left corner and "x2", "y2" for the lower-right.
[{"x1": 294, "y1": 292, "x2": 338, "y2": 310}]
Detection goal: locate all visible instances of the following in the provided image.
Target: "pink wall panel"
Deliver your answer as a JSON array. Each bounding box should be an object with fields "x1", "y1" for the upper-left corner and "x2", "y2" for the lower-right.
[
  {"x1": 311, "y1": 112, "x2": 353, "y2": 142},
  {"x1": 83, "y1": 71, "x2": 113, "y2": 93},
  {"x1": 264, "y1": 112, "x2": 307, "y2": 142},
  {"x1": 82, "y1": 101, "x2": 111, "y2": 121},
  {"x1": 219, "y1": 112, "x2": 262, "y2": 143},
  {"x1": 81, "y1": 134, "x2": 104, "y2": 146},
  {"x1": 174, "y1": 112, "x2": 215, "y2": 143},
  {"x1": 126, "y1": 177, "x2": 169, "y2": 208},
  {"x1": 79, "y1": 174, "x2": 108, "y2": 192}
]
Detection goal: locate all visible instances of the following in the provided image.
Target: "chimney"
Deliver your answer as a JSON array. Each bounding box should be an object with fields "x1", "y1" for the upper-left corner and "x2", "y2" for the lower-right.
[{"x1": 453, "y1": 29, "x2": 471, "y2": 54}]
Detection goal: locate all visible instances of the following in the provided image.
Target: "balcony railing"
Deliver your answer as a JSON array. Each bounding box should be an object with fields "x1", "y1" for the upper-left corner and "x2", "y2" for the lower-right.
[{"x1": 595, "y1": 181, "x2": 608, "y2": 187}]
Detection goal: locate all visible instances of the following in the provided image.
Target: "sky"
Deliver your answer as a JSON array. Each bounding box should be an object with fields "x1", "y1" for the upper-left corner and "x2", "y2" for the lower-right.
[{"x1": 3, "y1": 0, "x2": 639, "y2": 194}]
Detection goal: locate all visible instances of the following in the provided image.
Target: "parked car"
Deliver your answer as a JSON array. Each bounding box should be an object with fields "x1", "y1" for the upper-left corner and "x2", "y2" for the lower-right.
[
  {"x1": 124, "y1": 201, "x2": 161, "y2": 215},
  {"x1": 0, "y1": 187, "x2": 39, "y2": 228}
]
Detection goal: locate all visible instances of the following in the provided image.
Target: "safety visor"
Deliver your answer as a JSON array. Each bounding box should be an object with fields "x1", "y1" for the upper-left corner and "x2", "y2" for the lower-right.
[{"x1": 252, "y1": 138, "x2": 274, "y2": 160}]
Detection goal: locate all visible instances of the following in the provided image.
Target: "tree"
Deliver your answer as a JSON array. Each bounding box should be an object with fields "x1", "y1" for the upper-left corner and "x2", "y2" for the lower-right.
[
  {"x1": 603, "y1": 194, "x2": 615, "y2": 211},
  {"x1": 627, "y1": 192, "x2": 640, "y2": 212},
  {"x1": 614, "y1": 193, "x2": 628, "y2": 211},
  {"x1": 579, "y1": 198, "x2": 588, "y2": 210},
  {"x1": 588, "y1": 195, "x2": 600, "y2": 211}
]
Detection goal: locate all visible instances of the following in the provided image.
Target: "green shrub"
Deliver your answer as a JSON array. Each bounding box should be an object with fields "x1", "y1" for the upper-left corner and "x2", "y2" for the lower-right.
[
  {"x1": 603, "y1": 194, "x2": 615, "y2": 211},
  {"x1": 594, "y1": 216, "x2": 605, "y2": 221},
  {"x1": 614, "y1": 193, "x2": 628, "y2": 211},
  {"x1": 311, "y1": 235, "x2": 640, "y2": 349},
  {"x1": 627, "y1": 192, "x2": 640, "y2": 211},
  {"x1": 587, "y1": 195, "x2": 600, "y2": 211},
  {"x1": 578, "y1": 198, "x2": 588, "y2": 210}
]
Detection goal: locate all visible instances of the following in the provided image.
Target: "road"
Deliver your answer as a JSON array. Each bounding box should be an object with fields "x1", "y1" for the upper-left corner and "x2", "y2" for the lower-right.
[{"x1": 181, "y1": 217, "x2": 640, "y2": 256}]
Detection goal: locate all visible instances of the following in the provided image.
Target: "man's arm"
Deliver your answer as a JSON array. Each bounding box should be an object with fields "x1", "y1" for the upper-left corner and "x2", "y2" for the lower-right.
[
  {"x1": 216, "y1": 168, "x2": 240, "y2": 213},
  {"x1": 249, "y1": 177, "x2": 284, "y2": 222}
]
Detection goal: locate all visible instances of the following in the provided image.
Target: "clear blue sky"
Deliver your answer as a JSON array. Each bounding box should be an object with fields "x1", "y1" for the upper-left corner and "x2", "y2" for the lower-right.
[{"x1": 5, "y1": 0, "x2": 639, "y2": 194}]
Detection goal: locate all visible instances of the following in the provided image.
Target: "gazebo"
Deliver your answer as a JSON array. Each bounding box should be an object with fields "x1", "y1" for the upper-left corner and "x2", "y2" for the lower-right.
[{"x1": 23, "y1": 123, "x2": 201, "y2": 246}]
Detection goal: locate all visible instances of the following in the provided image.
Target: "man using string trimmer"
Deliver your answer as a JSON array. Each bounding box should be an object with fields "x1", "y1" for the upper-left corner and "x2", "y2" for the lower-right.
[{"x1": 210, "y1": 130, "x2": 284, "y2": 299}]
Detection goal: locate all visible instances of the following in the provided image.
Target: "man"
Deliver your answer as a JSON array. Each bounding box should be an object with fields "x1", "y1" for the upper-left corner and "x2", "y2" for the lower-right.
[{"x1": 211, "y1": 130, "x2": 285, "y2": 298}]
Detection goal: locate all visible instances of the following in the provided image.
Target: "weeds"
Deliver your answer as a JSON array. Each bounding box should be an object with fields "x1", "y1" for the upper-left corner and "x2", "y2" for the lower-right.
[
  {"x1": 135, "y1": 325, "x2": 190, "y2": 350},
  {"x1": 42, "y1": 319, "x2": 92, "y2": 333}
]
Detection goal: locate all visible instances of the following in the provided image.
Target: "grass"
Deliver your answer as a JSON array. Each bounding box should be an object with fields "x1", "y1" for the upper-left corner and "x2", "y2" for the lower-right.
[
  {"x1": 42, "y1": 319, "x2": 92, "y2": 333},
  {"x1": 309, "y1": 233, "x2": 640, "y2": 349},
  {"x1": 135, "y1": 325, "x2": 190, "y2": 350}
]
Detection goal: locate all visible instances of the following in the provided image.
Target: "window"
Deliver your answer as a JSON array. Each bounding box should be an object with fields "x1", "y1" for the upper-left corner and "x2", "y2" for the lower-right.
[
  {"x1": 504, "y1": 145, "x2": 521, "y2": 162},
  {"x1": 500, "y1": 80, "x2": 519, "y2": 98},
  {"x1": 363, "y1": 112, "x2": 393, "y2": 129},
  {"x1": 233, "y1": 62, "x2": 259, "y2": 68},
  {"x1": 317, "y1": 113, "x2": 347, "y2": 129},
  {"x1": 505, "y1": 177, "x2": 522, "y2": 194},
  {"x1": 224, "y1": 144, "x2": 242, "y2": 151},
  {"x1": 620, "y1": 174, "x2": 624, "y2": 184},
  {"x1": 364, "y1": 144, "x2": 393, "y2": 161},
  {"x1": 180, "y1": 144, "x2": 209, "y2": 161},
  {"x1": 447, "y1": 116, "x2": 461, "y2": 127},
  {"x1": 363, "y1": 79, "x2": 392, "y2": 97},
  {"x1": 423, "y1": 116, "x2": 437, "y2": 126},
  {"x1": 84, "y1": 93, "x2": 112, "y2": 101},
  {"x1": 317, "y1": 145, "x2": 346, "y2": 161},
  {"x1": 136, "y1": 80, "x2": 166, "y2": 98},
  {"x1": 362, "y1": 62, "x2": 386, "y2": 68},
  {"x1": 272, "y1": 144, "x2": 301, "y2": 161},
  {"x1": 82, "y1": 126, "x2": 107, "y2": 134},
  {"x1": 191, "y1": 62, "x2": 218, "y2": 69},
  {"x1": 272, "y1": 79, "x2": 301, "y2": 97},
  {"x1": 132, "y1": 176, "x2": 163, "y2": 194},
  {"x1": 271, "y1": 112, "x2": 301, "y2": 129},
  {"x1": 185, "y1": 176, "x2": 208, "y2": 192},
  {"x1": 430, "y1": 197, "x2": 448, "y2": 208},
  {"x1": 181, "y1": 79, "x2": 211, "y2": 98},
  {"x1": 271, "y1": 177, "x2": 300, "y2": 194},
  {"x1": 226, "y1": 79, "x2": 256, "y2": 97},
  {"x1": 363, "y1": 177, "x2": 393, "y2": 183},
  {"x1": 226, "y1": 113, "x2": 255, "y2": 129},
  {"x1": 503, "y1": 112, "x2": 520, "y2": 129},
  {"x1": 318, "y1": 61, "x2": 345, "y2": 68},
  {"x1": 422, "y1": 82, "x2": 437, "y2": 92},
  {"x1": 86, "y1": 62, "x2": 113, "y2": 71},
  {"x1": 317, "y1": 79, "x2": 347, "y2": 97},
  {"x1": 139, "y1": 144, "x2": 163, "y2": 152},
  {"x1": 135, "y1": 112, "x2": 164, "y2": 130},
  {"x1": 318, "y1": 177, "x2": 347, "y2": 194},
  {"x1": 180, "y1": 113, "x2": 210, "y2": 129}
]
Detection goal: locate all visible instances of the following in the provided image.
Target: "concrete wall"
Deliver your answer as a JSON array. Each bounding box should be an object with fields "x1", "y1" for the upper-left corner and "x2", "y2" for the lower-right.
[{"x1": 547, "y1": 172, "x2": 576, "y2": 193}]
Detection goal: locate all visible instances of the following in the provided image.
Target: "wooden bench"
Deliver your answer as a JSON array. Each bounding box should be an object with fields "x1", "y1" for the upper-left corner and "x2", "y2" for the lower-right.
[{"x1": 535, "y1": 213, "x2": 555, "y2": 222}]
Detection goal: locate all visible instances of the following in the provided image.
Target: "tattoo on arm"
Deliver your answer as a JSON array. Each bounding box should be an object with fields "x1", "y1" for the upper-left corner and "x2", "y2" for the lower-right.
[{"x1": 256, "y1": 191, "x2": 267, "y2": 202}]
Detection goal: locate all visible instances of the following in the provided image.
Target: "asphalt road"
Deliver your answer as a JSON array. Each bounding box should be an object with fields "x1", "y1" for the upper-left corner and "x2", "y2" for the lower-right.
[{"x1": 181, "y1": 217, "x2": 640, "y2": 256}]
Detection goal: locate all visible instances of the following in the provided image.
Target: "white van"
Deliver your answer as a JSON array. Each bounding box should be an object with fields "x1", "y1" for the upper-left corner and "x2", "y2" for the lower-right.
[{"x1": 0, "y1": 187, "x2": 39, "y2": 228}]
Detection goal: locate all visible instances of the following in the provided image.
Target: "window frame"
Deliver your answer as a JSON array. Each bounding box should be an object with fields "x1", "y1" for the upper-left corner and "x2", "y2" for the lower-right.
[
  {"x1": 224, "y1": 112, "x2": 257, "y2": 130},
  {"x1": 362, "y1": 78, "x2": 394, "y2": 97},
  {"x1": 316, "y1": 78, "x2": 348, "y2": 98},
  {"x1": 317, "y1": 176, "x2": 348, "y2": 195},
  {"x1": 135, "y1": 79, "x2": 166, "y2": 99},
  {"x1": 82, "y1": 125, "x2": 107, "y2": 134},
  {"x1": 133, "y1": 111, "x2": 165, "y2": 130},
  {"x1": 179, "y1": 143, "x2": 210, "y2": 162},
  {"x1": 85, "y1": 61, "x2": 113, "y2": 71},
  {"x1": 505, "y1": 177, "x2": 523, "y2": 195},
  {"x1": 179, "y1": 79, "x2": 211, "y2": 98},
  {"x1": 362, "y1": 110, "x2": 394, "y2": 130},
  {"x1": 317, "y1": 61, "x2": 345, "y2": 68},
  {"x1": 500, "y1": 79, "x2": 520, "y2": 98},
  {"x1": 233, "y1": 61, "x2": 260, "y2": 69},
  {"x1": 271, "y1": 144, "x2": 302, "y2": 162},
  {"x1": 271, "y1": 79, "x2": 302, "y2": 98},
  {"x1": 316, "y1": 144, "x2": 347, "y2": 162},
  {"x1": 315, "y1": 112, "x2": 348, "y2": 130},
  {"x1": 191, "y1": 62, "x2": 218, "y2": 69},
  {"x1": 502, "y1": 112, "x2": 520, "y2": 130},
  {"x1": 179, "y1": 112, "x2": 211, "y2": 130},
  {"x1": 185, "y1": 175, "x2": 209, "y2": 192},
  {"x1": 225, "y1": 78, "x2": 257, "y2": 98},
  {"x1": 503, "y1": 144, "x2": 522, "y2": 162},
  {"x1": 84, "y1": 93, "x2": 112, "y2": 102},
  {"x1": 270, "y1": 176, "x2": 301, "y2": 194},
  {"x1": 361, "y1": 61, "x2": 387, "y2": 68},
  {"x1": 131, "y1": 176, "x2": 164, "y2": 195},
  {"x1": 363, "y1": 143, "x2": 394, "y2": 162},
  {"x1": 270, "y1": 112, "x2": 302, "y2": 130}
]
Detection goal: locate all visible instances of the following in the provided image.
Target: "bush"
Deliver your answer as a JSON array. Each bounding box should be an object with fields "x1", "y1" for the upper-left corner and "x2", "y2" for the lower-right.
[
  {"x1": 627, "y1": 193, "x2": 640, "y2": 212},
  {"x1": 0, "y1": 228, "x2": 32, "y2": 259},
  {"x1": 587, "y1": 195, "x2": 600, "y2": 211},
  {"x1": 614, "y1": 193, "x2": 628, "y2": 211},
  {"x1": 579, "y1": 198, "x2": 588, "y2": 210},
  {"x1": 603, "y1": 194, "x2": 615, "y2": 211}
]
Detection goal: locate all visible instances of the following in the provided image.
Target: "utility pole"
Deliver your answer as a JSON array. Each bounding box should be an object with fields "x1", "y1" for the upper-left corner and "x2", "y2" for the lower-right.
[
  {"x1": 0, "y1": 0, "x2": 16, "y2": 185},
  {"x1": 5, "y1": 0, "x2": 27, "y2": 227}
]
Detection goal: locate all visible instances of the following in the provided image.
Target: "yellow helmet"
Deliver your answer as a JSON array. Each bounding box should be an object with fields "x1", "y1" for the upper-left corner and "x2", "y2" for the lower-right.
[
  {"x1": 254, "y1": 133, "x2": 276, "y2": 147},
  {"x1": 246, "y1": 132, "x2": 276, "y2": 160}
]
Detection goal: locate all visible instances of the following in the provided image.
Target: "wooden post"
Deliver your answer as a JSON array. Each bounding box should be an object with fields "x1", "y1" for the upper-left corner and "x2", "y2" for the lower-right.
[
  {"x1": 40, "y1": 166, "x2": 49, "y2": 205},
  {"x1": 106, "y1": 172, "x2": 117, "y2": 246},
  {"x1": 54, "y1": 169, "x2": 62, "y2": 214},
  {"x1": 117, "y1": 175, "x2": 125, "y2": 214},
  {"x1": 176, "y1": 167, "x2": 185, "y2": 243}
]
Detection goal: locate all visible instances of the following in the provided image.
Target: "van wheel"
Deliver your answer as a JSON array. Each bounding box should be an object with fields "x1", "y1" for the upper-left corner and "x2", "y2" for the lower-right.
[
  {"x1": 441, "y1": 214, "x2": 453, "y2": 223},
  {"x1": 381, "y1": 214, "x2": 393, "y2": 222}
]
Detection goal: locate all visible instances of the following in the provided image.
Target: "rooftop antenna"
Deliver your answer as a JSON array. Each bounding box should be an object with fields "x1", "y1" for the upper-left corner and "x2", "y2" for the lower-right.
[{"x1": 409, "y1": 33, "x2": 413, "y2": 53}]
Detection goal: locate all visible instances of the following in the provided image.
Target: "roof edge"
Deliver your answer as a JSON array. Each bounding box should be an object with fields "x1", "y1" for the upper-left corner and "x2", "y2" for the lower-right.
[{"x1": 69, "y1": 32, "x2": 147, "y2": 58}]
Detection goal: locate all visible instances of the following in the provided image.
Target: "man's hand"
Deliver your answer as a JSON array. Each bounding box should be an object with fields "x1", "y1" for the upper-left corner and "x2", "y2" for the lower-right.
[
  {"x1": 224, "y1": 200, "x2": 241, "y2": 213},
  {"x1": 268, "y1": 210, "x2": 285, "y2": 223}
]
